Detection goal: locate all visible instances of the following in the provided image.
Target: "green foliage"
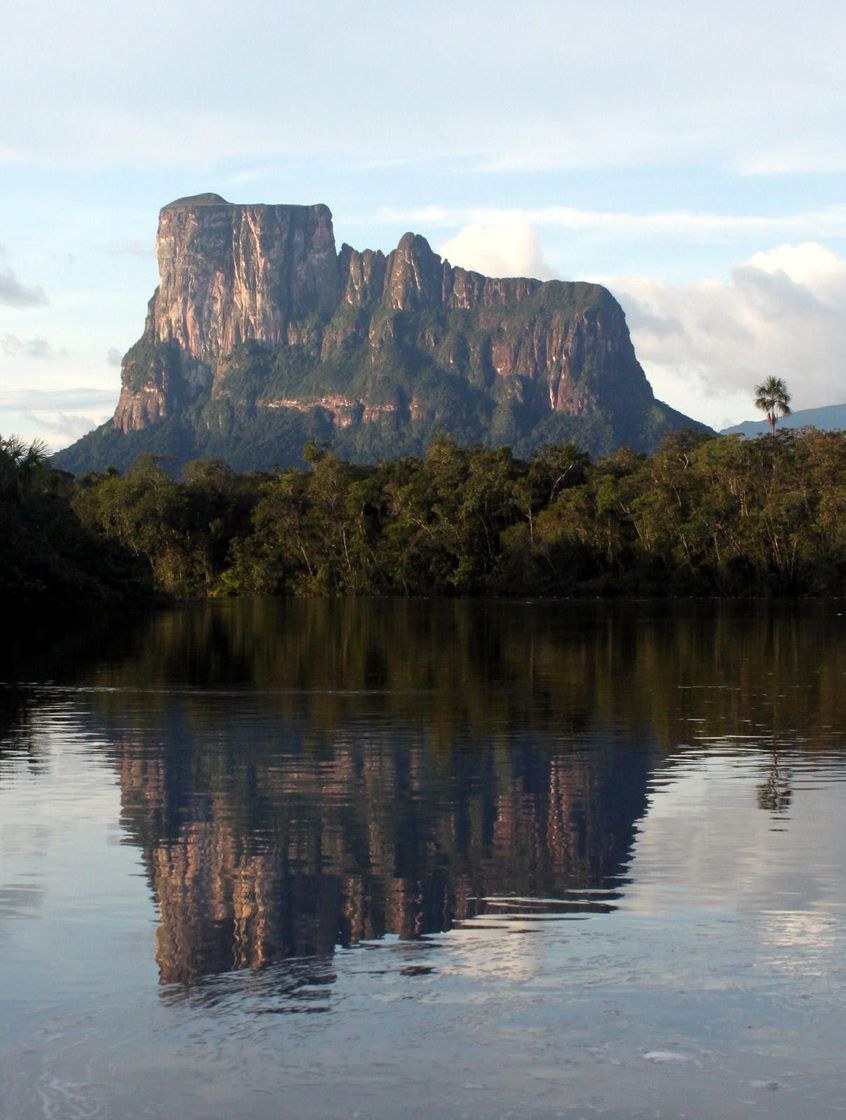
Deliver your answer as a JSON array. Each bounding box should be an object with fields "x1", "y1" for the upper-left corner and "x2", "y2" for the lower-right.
[
  {"x1": 54, "y1": 283, "x2": 707, "y2": 478},
  {"x1": 121, "y1": 338, "x2": 184, "y2": 393},
  {"x1": 0, "y1": 434, "x2": 152, "y2": 610},
  {"x1": 56, "y1": 428, "x2": 846, "y2": 600}
]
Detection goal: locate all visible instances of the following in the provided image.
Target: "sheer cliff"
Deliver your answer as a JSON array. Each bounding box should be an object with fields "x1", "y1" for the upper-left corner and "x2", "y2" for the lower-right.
[{"x1": 55, "y1": 193, "x2": 707, "y2": 474}]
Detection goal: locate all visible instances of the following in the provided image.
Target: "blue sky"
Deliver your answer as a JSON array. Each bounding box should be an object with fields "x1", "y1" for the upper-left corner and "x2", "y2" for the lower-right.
[{"x1": 2, "y1": 0, "x2": 845, "y2": 448}]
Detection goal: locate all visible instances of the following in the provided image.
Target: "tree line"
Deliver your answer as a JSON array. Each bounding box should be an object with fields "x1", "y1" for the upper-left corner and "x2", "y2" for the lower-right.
[{"x1": 59, "y1": 427, "x2": 846, "y2": 599}]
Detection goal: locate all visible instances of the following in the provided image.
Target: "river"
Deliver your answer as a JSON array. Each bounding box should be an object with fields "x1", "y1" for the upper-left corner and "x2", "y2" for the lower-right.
[{"x1": 2, "y1": 599, "x2": 845, "y2": 1118}]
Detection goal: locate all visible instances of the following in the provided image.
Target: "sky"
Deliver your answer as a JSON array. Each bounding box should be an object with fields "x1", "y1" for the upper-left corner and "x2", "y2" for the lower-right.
[{"x1": 2, "y1": 0, "x2": 845, "y2": 450}]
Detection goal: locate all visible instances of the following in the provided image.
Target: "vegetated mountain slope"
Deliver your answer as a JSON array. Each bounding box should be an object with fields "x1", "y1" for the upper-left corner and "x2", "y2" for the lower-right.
[
  {"x1": 722, "y1": 402, "x2": 846, "y2": 437},
  {"x1": 55, "y1": 193, "x2": 708, "y2": 475}
]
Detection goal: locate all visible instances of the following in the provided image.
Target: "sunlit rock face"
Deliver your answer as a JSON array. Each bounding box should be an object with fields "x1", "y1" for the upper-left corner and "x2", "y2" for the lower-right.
[
  {"x1": 57, "y1": 192, "x2": 707, "y2": 472},
  {"x1": 113, "y1": 195, "x2": 339, "y2": 434},
  {"x1": 152, "y1": 195, "x2": 339, "y2": 361}
]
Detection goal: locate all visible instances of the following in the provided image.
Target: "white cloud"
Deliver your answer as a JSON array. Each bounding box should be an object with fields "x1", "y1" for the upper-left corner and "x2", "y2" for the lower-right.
[
  {"x1": 2, "y1": 2, "x2": 846, "y2": 175},
  {"x1": 438, "y1": 223, "x2": 557, "y2": 281},
  {"x1": 1, "y1": 334, "x2": 66, "y2": 360},
  {"x1": 0, "y1": 246, "x2": 47, "y2": 309},
  {"x1": 0, "y1": 389, "x2": 115, "y2": 450},
  {"x1": 18, "y1": 409, "x2": 108, "y2": 445},
  {"x1": 0, "y1": 388, "x2": 115, "y2": 410},
  {"x1": 380, "y1": 205, "x2": 846, "y2": 243},
  {"x1": 0, "y1": 147, "x2": 31, "y2": 165},
  {"x1": 607, "y1": 242, "x2": 846, "y2": 429},
  {"x1": 745, "y1": 243, "x2": 846, "y2": 299},
  {"x1": 107, "y1": 347, "x2": 123, "y2": 367}
]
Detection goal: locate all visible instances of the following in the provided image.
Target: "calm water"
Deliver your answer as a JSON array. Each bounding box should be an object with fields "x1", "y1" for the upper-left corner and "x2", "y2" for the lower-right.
[{"x1": 2, "y1": 599, "x2": 846, "y2": 1119}]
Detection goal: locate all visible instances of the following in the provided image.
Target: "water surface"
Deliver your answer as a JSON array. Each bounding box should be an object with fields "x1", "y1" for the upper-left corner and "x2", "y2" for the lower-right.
[{"x1": 2, "y1": 600, "x2": 846, "y2": 1118}]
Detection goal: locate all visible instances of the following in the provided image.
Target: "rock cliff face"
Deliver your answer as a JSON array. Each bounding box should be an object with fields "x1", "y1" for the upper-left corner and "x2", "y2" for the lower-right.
[
  {"x1": 59, "y1": 194, "x2": 707, "y2": 474},
  {"x1": 113, "y1": 194, "x2": 339, "y2": 433},
  {"x1": 152, "y1": 194, "x2": 339, "y2": 360}
]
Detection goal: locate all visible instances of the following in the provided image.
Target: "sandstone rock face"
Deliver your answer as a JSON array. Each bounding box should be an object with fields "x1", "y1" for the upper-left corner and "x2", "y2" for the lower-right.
[
  {"x1": 61, "y1": 192, "x2": 706, "y2": 472},
  {"x1": 153, "y1": 194, "x2": 339, "y2": 361},
  {"x1": 114, "y1": 195, "x2": 340, "y2": 432}
]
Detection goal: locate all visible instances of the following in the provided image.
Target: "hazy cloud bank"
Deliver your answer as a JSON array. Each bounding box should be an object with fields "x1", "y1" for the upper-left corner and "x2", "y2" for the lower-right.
[
  {"x1": 4, "y1": 2, "x2": 846, "y2": 176},
  {"x1": 0, "y1": 388, "x2": 115, "y2": 410},
  {"x1": 17, "y1": 409, "x2": 106, "y2": 444}
]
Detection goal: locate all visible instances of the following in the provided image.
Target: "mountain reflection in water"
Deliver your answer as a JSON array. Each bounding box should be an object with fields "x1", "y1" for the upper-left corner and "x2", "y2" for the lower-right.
[
  {"x1": 101, "y1": 600, "x2": 657, "y2": 988},
  {"x1": 4, "y1": 598, "x2": 846, "y2": 999}
]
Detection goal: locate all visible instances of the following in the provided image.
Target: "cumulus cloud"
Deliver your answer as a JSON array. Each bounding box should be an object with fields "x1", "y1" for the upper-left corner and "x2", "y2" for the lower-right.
[
  {"x1": 438, "y1": 223, "x2": 557, "y2": 281},
  {"x1": 0, "y1": 246, "x2": 47, "y2": 309},
  {"x1": 608, "y1": 242, "x2": 846, "y2": 429},
  {"x1": 1, "y1": 334, "x2": 67, "y2": 361}
]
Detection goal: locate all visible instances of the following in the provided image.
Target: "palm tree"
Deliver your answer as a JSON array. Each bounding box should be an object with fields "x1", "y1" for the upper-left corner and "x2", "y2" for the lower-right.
[
  {"x1": 754, "y1": 377, "x2": 792, "y2": 437},
  {"x1": 0, "y1": 435, "x2": 49, "y2": 503}
]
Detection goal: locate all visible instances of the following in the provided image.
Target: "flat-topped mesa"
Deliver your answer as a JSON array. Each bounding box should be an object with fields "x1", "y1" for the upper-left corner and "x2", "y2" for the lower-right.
[
  {"x1": 82, "y1": 193, "x2": 709, "y2": 460},
  {"x1": 151, "y1": 194, "x2": 340, "y2": 364}
]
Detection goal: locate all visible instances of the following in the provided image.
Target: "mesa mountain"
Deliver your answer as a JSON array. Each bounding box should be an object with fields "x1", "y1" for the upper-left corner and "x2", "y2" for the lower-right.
[{"x1": 55, "y1": 194, "x2": 708, "y2": 475}]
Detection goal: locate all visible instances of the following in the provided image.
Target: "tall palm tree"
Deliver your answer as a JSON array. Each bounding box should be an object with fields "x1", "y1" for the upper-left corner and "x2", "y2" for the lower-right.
[{"x1": 754, "y1": 377, "x2": 792, "y2": 437}]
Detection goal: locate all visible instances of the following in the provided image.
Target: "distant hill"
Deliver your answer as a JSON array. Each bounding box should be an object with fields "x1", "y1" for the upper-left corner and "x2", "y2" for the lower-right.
[
  {"x1": 722, "y1": 403, "x2": 846, "y2": 437},
  {"x1": 54, "y1": 194, "x2": 710, "y2": 475}
]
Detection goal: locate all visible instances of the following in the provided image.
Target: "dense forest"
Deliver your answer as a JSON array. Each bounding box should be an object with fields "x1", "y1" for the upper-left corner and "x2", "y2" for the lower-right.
[
  {"x1": 55, "y1": 426, "x2": 846, "y2": 599},
  {"x1": 5, "y1": 428, "x2": 846, "y2": 605},
  {"x1": 0, "y1": 435, "x2": 151, "y2": 610}
]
